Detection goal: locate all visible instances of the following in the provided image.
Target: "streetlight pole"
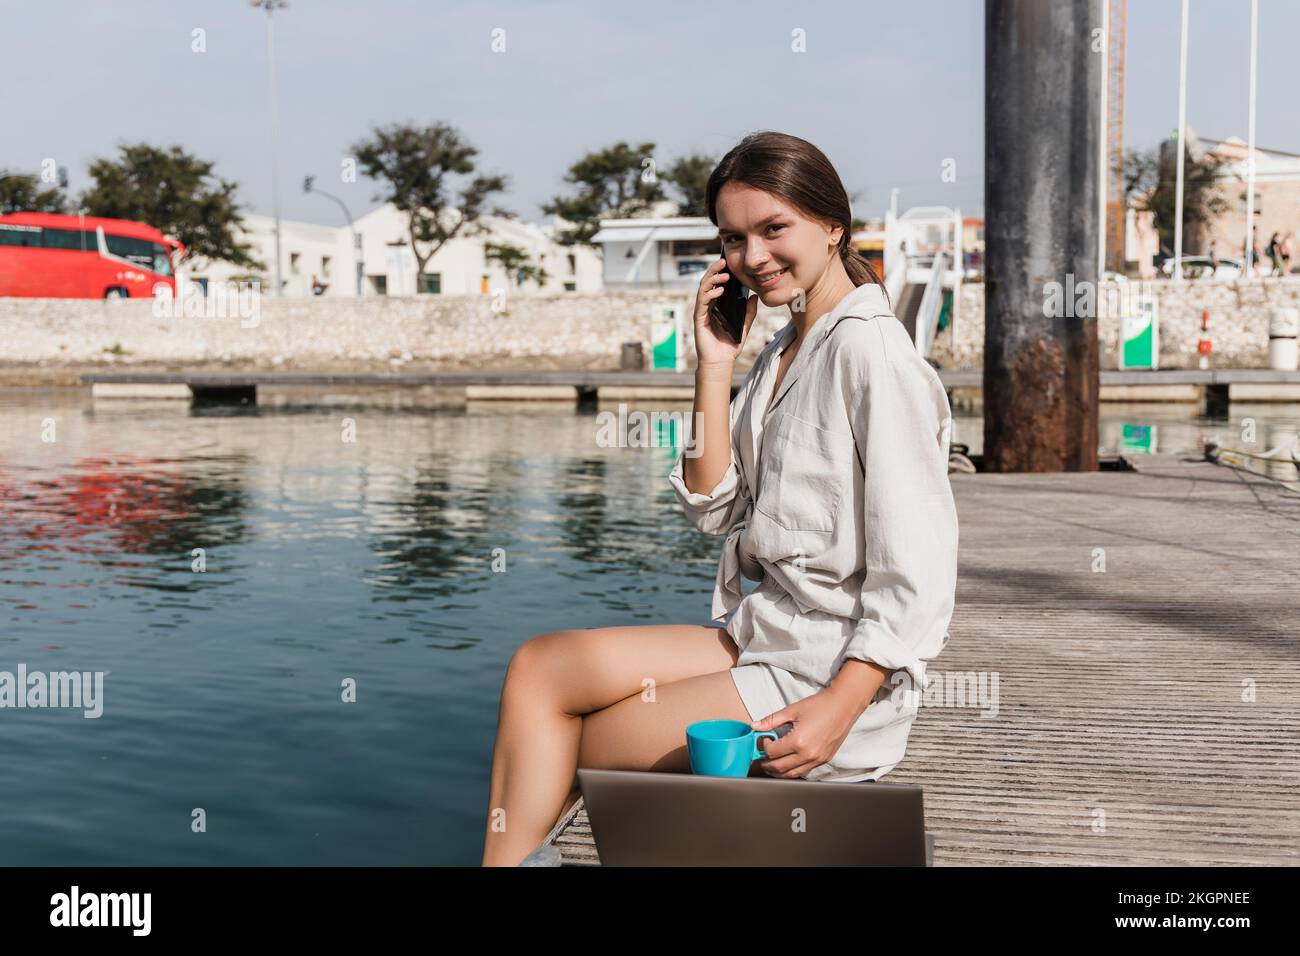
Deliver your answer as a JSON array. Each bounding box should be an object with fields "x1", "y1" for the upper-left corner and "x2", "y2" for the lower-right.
[
  {"x1": 251, "y1": 0, "x2": 288, "y2": 297},
  {"x1": 1244, "y1": 0, "x2": 1259, "y2": 275},
  {"x1": 1172, "y1": 0, "x2": 1189, "y2": 281},
  {"x1": 1097, "y1": 0, "x2": 1109, "y2": 281},
  {"x1": 304, "y1": 175, "x2": 364, "y2": 297}
]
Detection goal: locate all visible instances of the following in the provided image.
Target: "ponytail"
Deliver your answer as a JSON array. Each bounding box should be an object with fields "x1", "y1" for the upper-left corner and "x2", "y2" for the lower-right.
[{"x1": 838, "y1": 238, "x2": 891, "y2": 312}]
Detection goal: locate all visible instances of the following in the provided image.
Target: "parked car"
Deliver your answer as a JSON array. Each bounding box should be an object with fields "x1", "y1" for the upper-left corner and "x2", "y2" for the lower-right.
[{"x1": 1159, "y1": 256, "x2": 1242, "y2": 280}]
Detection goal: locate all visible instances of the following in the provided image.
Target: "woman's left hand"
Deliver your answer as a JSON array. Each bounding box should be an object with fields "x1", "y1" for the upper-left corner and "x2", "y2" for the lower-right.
[{"x1": 750, "y1": 689, "x2": 864, "y2": 779}]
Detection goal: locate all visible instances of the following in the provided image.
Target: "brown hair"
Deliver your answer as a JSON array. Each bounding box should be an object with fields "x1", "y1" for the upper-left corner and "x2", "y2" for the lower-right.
[{"x1": 705, "y1": 130, "x2": 889, "y2": 304}]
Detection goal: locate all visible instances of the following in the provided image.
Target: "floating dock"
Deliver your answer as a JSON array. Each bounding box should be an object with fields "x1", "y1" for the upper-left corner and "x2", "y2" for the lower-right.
[{"x1": 83, "y1": 368, "x2": 1300, "y2": 414}]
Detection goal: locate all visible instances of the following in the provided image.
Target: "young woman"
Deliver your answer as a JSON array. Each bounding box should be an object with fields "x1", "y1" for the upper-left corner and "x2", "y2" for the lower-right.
[{"x1": 481, "y1": 131, "x2": 958, "y2": 867}]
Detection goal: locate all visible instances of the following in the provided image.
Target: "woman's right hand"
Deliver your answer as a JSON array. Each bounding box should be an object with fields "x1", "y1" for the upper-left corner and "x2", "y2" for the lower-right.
[{"x1": 693, "y1": 257, "x2": 759, "y2": 370}]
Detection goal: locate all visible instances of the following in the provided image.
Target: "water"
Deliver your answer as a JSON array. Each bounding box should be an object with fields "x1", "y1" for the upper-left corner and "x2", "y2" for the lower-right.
[{"x1": 1, "y1": 388, "x2": 1297, "y2": 865}]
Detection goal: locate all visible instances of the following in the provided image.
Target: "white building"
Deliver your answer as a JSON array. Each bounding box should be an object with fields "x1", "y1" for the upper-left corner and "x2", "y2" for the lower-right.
[
  {"x1": 181, "y1": 204, "x2": 603, "y2": 297},
  {"x1": 590, "y1": 211, "x2": 721, "y2": 290}
]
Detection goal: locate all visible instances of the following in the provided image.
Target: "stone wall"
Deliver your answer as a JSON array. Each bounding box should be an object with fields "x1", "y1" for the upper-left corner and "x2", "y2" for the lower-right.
[
  {"x1": 929, "y1": 277, "x2": 1300, "y2": 370},
  {"x1": 0, "y1": 291, "x2": 729, "y2": 372},
  {"x1": 2, "y1": 278, "x2": 1298, "y2": 373}
]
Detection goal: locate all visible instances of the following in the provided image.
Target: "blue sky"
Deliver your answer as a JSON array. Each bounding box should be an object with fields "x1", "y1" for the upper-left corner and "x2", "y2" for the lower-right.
[{"x1": 6, "y1": 0, "x2": 1296, "y2": 226}]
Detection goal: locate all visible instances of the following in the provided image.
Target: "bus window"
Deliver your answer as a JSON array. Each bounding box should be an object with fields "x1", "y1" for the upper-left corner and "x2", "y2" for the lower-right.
[
  {"x1": 104, "y1": 233, "x2": 173, "y2": 276},
  {"x1": 0, "y1": 224, "x2": 42, "y2": 247},
  {"x1": 42, "y1": 228, "x2": 97, "y2": 251},
  {"x1": 150, "y1": 244, "x2": 173, "y2": 276}
]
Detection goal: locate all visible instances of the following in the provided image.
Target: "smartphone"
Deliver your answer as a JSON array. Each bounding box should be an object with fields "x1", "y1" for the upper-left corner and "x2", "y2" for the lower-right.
[{"x1": 707, "y1": 252, "x2": 749, "y2": 345}]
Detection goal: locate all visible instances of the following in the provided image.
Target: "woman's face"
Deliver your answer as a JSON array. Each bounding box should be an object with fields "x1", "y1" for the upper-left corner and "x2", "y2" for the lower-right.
[{"x1": 715, "y1": 181, "x2": 841, "y2": 308}]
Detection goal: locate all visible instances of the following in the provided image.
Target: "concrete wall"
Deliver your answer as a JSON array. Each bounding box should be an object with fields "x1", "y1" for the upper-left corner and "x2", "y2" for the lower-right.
[{"x1": 4, "y1": 277, "x2": 1298, "y2": 372}]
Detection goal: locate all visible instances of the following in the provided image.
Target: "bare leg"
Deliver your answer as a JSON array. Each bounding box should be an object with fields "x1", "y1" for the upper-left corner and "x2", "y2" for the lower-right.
[
  {"x1": 575, "y1": 668, "x2": 755, "y2": 772},
  {"x1": 481, "y1": 624, "x2": 748, "y2": 867}
]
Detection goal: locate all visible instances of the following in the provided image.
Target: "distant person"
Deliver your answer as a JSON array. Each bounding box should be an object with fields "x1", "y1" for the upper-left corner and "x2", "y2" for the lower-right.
[
  {"x1": 1267, "y1": 232, "x2": 1283, "y2": 277},
  {"x1": 1208, "y1": 239, "x2": 1218, "y2": 276},
  {"x1": 311, "y1": 274, "x2": 327, "y2": 296},
  {"x1": 1250, "y1": 242, "x2": 1262, "y2": 277},
  {"x1": 1282, "y1": 234, "x2": 1294, "y2": 275}
]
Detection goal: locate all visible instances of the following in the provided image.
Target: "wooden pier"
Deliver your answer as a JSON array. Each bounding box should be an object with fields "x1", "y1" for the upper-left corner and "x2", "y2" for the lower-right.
[{"x1": 545, "y1": 452, "x2": 1300, "y2": 866}]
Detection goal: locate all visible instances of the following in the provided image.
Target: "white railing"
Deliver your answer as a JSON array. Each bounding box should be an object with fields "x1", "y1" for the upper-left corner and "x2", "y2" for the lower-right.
[
  {"x1": 915, "y1": 251, "x2": 947, "y2": 356},
  {"x1": 884, "y1": 252, "x2": 908, "y2": 305}
]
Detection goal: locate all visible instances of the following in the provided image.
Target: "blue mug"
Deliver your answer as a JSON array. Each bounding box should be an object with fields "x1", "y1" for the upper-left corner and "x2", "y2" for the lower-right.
[{"x1": 686, "y1": 719, "x2": 779, "y2": 777}]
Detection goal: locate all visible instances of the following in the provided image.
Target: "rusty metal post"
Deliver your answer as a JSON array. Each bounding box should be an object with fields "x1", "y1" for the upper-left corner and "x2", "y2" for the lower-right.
[{"x1": 984, "y1": 0, "x2": 1101, "y2": 471}]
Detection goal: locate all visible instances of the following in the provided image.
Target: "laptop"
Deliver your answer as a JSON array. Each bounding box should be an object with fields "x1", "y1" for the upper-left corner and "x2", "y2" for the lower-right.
[{"x1": 577, "y1": 767, "x2": 932, "y2": 866}]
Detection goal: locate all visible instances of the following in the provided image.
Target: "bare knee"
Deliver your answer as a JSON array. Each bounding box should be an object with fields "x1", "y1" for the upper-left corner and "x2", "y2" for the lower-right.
[{"x1": 503, "y1": 629, "x2": 579, "y2": 695}]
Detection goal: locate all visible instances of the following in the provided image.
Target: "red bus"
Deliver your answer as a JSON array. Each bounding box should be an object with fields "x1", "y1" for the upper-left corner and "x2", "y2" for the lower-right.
[{"x1": 0, "y1": 212, "x2": 184, "y2": 298}]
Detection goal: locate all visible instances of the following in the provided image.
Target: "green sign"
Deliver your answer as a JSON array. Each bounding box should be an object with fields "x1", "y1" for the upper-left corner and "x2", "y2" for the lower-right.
[
  {"x1": 1119, "y1": 423, "x2": 1155, "y2": 455},
  {"x1": 1119, "y1": 293, "x2": 1158, "y2": 370},
  {"x1": 651, "y1": 305, "x2": 683, "y2": 370}
]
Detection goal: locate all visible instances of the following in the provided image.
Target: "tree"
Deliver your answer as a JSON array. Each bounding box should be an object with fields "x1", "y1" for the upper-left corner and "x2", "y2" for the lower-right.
[
  {"x1": 542, "y1": 141, "x2": 666, "y2": 246},
  {"x1": 352, "y1": 121, "x2": 510, "y2": 286},
  {"x1": 484, "y1": 241, "x2": 548, "y2": 288},
  {"x1": 0, "y1": 171, "x2": 69, "y2": 214},
  {"x1": 1123, "y1": 139, "x2": 1233, "y2": 259},
  {"x1": 661, "y1": 152, "x2": 715, "y2": 218},
  {"x1": 80, "y1": 144, "x2": 262, "y2": 268}
]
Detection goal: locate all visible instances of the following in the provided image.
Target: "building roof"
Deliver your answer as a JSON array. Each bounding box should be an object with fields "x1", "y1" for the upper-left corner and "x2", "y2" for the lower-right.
[
  {"x1": 1203, "y1": 137, "x2": 1300, "y2": 181},
  {"x1": 590, "y1": 217, "x2": 717, "y2": 243}
]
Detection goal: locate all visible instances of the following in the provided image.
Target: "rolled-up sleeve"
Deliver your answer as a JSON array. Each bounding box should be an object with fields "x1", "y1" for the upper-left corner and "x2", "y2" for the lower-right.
[
  {"x1": 838, "y1": 356, "x2": 958, "y2": 692},
  {"x1": 666, "y1": 387, "x2": 749, "y2": 536}
]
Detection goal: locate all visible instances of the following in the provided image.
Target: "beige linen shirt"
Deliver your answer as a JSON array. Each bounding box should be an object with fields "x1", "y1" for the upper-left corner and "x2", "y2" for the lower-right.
[{"x1": 667, "y1": 281, "x2": 958, "y2": 782}]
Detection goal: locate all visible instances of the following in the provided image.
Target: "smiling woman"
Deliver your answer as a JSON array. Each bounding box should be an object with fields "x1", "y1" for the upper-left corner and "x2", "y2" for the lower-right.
[
  {"x1": 679, "y1": 130, "x2": 957, "y2": 782},
  {"x1": 481, "y1": 130, "x2": 956, "y2": 868}
]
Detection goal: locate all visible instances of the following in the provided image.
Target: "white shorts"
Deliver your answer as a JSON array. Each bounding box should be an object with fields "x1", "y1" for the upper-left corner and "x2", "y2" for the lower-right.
[
  {"x1": 728, "y1": 660, "x2": 904, "y2": 783},
  {"x1": 722, "y1": 576, "x2": 916, "y2": 783}
]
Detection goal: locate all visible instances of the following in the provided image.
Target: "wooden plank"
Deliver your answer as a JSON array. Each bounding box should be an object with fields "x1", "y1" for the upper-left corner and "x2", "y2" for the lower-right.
[{"x1": 549, "y1": 453, "x2": 1300, "y2": 866}]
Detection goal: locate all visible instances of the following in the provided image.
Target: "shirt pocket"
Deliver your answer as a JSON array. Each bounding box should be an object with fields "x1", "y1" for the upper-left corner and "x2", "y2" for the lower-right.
[{"x1": 754, "y1": 413, "x2": 855, "y2": 533}]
